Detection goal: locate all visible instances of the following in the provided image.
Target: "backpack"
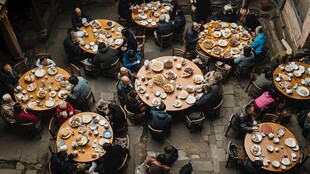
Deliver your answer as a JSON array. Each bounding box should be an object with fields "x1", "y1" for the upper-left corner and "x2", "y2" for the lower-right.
[{"x1": 179, "y1": 162, "x2": 193, "y2": 174}]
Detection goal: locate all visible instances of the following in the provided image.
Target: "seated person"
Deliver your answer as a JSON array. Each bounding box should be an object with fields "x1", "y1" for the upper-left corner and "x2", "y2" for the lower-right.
[
  {"x1": 162, "y1": 145, "x2": 179, "y2": 166},
  {"x1": 242, "y1": 157, "x2": 263, "y2": 174},
  {"x1": 194, "y1": 83, "x2": 221, "y2": 112},
  {"x1": 231, "y1": 104, "x2": 258, "y2": 134},
  {"x1": 250, "y1": 26, "x2": 266, "y2": 57},
  {"x1": 192, "y1": 56, "x2": 208, "y2": 74},
  {"x1": 56, "y1": 101, "x2": 78, "y2": 125},
  {"x1": 117, "y1": 67, "x2": 136, "y2": 81},
  {"x1": 121, "y1": 29, "x2": 138, "y2": 54},
  {"x1": 172, "y1": 9, "x2": 186, "y2": 34},
  {"x1": 0, "y1": 63, "x2": 20, "y2": 95},
  {"x1": 203, "y1": 71, "x2": 223, "y2": 86},
  {"x1": 91, "y1": 42, "x2": 118, "y2": 71},
  {"x1": 117, "y1": 76, "x2": 134, "y2": 103},
  {"x1": 253, "y1": 88, "x2": 278, "y2": 110},
  {"x1": 149, "y1": 103, "x2": 172, "y2": 134},
  {"x1": 96, "y1": 99, "x2": 112, "y2": 116},
  {"x1": 35, "y1": 57, "x2": 56, "y2": 67},
  {"x1": 270, "y1": 51, "x2": 290, "y2": 69},
  {"x1": 154, "y1": 15, "x2": 173, "y2": 44},
  {"x1": 125, "y1": 90, "x2": 148, "y2": 114},
  {"x1": 298, "y1": 111, "x2": 310, "y2": 138},
  {"x1": 1, "y1": 93, "x2": 17, "y2": 124},
  {"x1": 212, "y1": 4, "x2": 237, "y2": 22},
  {"x1": 106, "y1": 103, "x2": 127, "y2": 132},
  {"x1": 234, "y1": 46, "x2": 255, "y2": 68},
  {"x1": 63, "y1": 31, "x2": 81, "y2": 64},
  {"x1": 146, "y1": 154, "x2": 171, "y2": 174},
  {"x1": 13, "y1": 102, "x2": 40, "y2": 124},
  {"x1": 185, "y1": 22, "x2": 200, "y2": 52},
  {"x1": 71, "y1": 7, "x2": 91, "y2": 30},
  {"x1": 67, "y1": 76, "x2": 90, "y2": 109},
  {"x1": 254, "y1": 68, "x2": 273, "y2": 90},
  {"x1": 51, "y1": 151, "x2": 76, "y2": 174},
  {"x1": 123, "y1": 49, "x2": 142, "y2": 72}
]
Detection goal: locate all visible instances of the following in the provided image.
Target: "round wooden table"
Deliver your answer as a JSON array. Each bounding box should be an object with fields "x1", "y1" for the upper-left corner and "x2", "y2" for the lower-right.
[
  {"x1": 56, "y1": 112, "x2": 113, "y2": 162},
  {"x1": 131, "y1": 1, "x2": 171, "y2": 29},
  {"x1": 273, "y1": 62, "x2": 310, "y2": 100},
  {"x1": 198, "y1": 21, "x2": 253, "y2": 59},
  {"x1": 244, "y1": 122, "x2": 300, "y2": 172},
  {"x1": 135, "y1": 56, "x2": 203, "y2": 111},
  {"x1": 79, "y1": 19, "x2": 124, "y2": 54},
  {"x1": 14, "y1": 66, "x2": 71, "y2": 111}
]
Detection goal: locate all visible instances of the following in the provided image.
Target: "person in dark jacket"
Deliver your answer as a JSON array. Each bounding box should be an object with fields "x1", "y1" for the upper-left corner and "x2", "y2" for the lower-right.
[
  {"x1": 118, "y1": 0, "x2": 131, "y2": 20},
  {"x1": 71, "y1": 7, "x2": 91, "y2": 30},
  {"x1": 231, "y1": 104, "x2": 258, "y2": 134},
  {"x1": 242, "y1": 157, "x2": 263, "y2": 174},
  {"x1": 195, "y1": 0, "x2": 212, "y2": 23},
  {"x1": 125, "y1": 90, "x2": 148, "y2": 114},
  {"x1": 194, "y1": 83, "x2": 221, "y2": 111},
  {"x1": 120, "y1": 29, "x2": 138, "y2": 59},
  {"x1": 149, "y1": 103, "x2": 172, "y2": 134},
  {"x1": 234, "y1": 46, "x2": 255, "y2": 68},
  {"x1": 185, "y1": 22, "x2": 201, "y2": 52},
  {"x1": 154, "y1": 15, "x2": 173, "y2": 44},
  {"x1": 0, "y1": 63, "x2": 20, "y2": 96},
  {"x1": 117, "y1": 76, "x2": 134, "y2": 104},
  {"x1": 51, "y1": 151, "x2": 76, "y2": 174},
  {"x1": 63, "y1": 31, "x2": 81, "y2": 64},
  {"x1": 172, "y1": 9, "x2": 186, "y2": 34},
  {"x1": 212, "y1": 4, "x2": 237, "y2": 22},
  {"x1": 107, "y1": 103, "x2": 127, "y2": 132},
  {"x1": 91, "y1": 42, "x2": 118, "y2": 71}
]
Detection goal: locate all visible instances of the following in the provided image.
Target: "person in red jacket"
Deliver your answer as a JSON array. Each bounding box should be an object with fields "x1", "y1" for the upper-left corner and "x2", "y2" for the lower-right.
[
  {"x1": 56, "y1": 101, "x2": 78, "y2": 125},
  {"x1": 13, "y1": 103, "x2": 40, "y2": 124}
]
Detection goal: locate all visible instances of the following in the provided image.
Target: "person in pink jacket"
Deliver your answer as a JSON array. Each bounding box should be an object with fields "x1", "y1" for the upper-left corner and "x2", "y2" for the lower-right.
[
  {"x1": 254, "y1": 89, "x2": 278, "y2": 110},
  {"x1": 56, "y1": 101, "x2": 78, "y2": 125}
]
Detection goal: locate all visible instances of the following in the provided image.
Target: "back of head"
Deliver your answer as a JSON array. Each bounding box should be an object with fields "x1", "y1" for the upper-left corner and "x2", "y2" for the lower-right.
[
  {"x1": 127, "y1": 50, "x2": 135, "y2": 59},
  {"x1": 59, "y1": 101, "x2": 67, "y2": 109},
  {"x1": 121, "y1": 75, "x2": 130, "y2": 84},
  {"x1": 245, "y1": 104, "x2": 254, "y2": 114},
  {"x1": 255, "y1": 26, "x2": 263, "y2": 34},
  {"x1": 108, "y1": 103, "x2": 116, "y2": 111},
  {"x1": 164, "y1": 145, "x2": 176, "y2": 154},
  {"x1": 69, "y1": 76, "x2": 79, "y2": 85},
  {"x1": 156, "y1": 153, "x2": 167, "y2": 164},
  {"x1": 223, "y1": 4, "x2": 233, "y2": 15},
  {"x1": 253, "y1": 160, "x2": 263, "y2": 171},
  {"x1": 103, "y1": 143, "x2": 113, "y2": 152},
  {"x1": 13, "y1": 102, "x2": 22, "y2": 113},
  {"x1": 159, "y1": 103, "x2": 166, "y2": 110},
  {"x1": 268, "y1": 88, "x2": 278, "y2": 99},
  {"x1": 243, "y1": 46, "x2": 252, "y2": 56},
  {"x1": 98, "y1": 42, "x2": 106, "y2": 50},
  {"x1": 264, "y1": 69, "x2": 273, "y2": 79},
  {"x1": 2, "y1": 93, "x2": 11, "y2": 103},
  {"x1": 57, "y1": 151, "x2": 68, "y2": 162},
  {"x1": 192, "y1": 22, "x2": 200, "y2": 30},
  {"x1": 159, "y1": 14, "x2": 166, "y2": 22}
]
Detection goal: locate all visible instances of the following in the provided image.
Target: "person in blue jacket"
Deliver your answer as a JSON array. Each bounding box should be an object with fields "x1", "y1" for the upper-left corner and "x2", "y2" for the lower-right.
[
  {"x1": 250, "y1": 26, "x2": 266, "y2": 57},
  {"x1": 122, "y1": 49, "x2": 142, "y2": 72}
]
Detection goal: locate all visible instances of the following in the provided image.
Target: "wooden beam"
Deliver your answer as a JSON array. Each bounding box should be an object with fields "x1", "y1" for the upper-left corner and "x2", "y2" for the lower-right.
[{"x1": 281, "y1": 39, "x2": 293, "y2": 55}]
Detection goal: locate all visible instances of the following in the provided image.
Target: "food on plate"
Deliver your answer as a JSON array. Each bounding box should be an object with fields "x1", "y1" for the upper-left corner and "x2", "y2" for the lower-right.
[
  {"x1": 195, "y1": 85, "x2": 203, "y2": 92},
  {"x1": 78, "y1": 125, "x2": 87, "y2": 134},
  {"x1": 261, "y1": 124, "x2": 273, "y2": 134},
  {"x1": 106, "y1": 21, "x2": 114, "y2": 27},
  {"x1": 105, "y1": 32, "x2": 112, "y2": 38},
  {"x1": 153, "y1": 74, "x2": 165, "y2": 86},
  {"x1": 296, "y1": 86, "x2": 309, "y2": 97},
  {"x1": 37, "y1": 90, "x2": 47, "y2": 98},
  {"x1": 221, "y1": 28, "x2": 231, "y2": 38},
  {"x1": 69, "y1": 116, "x2": 81, "y2": 127},
  {"x1": 193, "y1": 74, "x2": 203, "y2": 84},
  {"x1": 251, "y1": 132, "x2": 262, "y2": 143},
  {"x1": 212, "y1": 46, "x2": 223, "y2": 55},
  {"x1": 182, "y1": 66, "x2": 194, "y2": 77},
  {"x1": 151, "y1": 60, "x2": 164, "y2": 72},
  {"x1": 27, "y1": 83, "x2": 37, "y2": 92},
  {"x1": 279, "y1": 73, "x2": 290, "y2": 81},
  {"x1": 284, "y1": 65, "x2": 293, "y2": 72},
  {"x1": 137, "y1": 86, "x2": 146, "y2": 94},
  {"x1": 223, "y1": 51, "x2": 232, "y2": 59},
  {"x1": 231, "y1": 48, "x2": 240, "y2": 55},
  {"x1": 185, "y1": 85, "x2": 195, "y2": 93},
  {"x1": 45, "y1": 100, "x2": 55, "y2": 108},
  {"x1": 178, "y1": 90, "x2": 189, "y2": 99},
  {"x1": 210, "y1": 20, "x2": 222, "y2": 30},
  {"x1": 278, "y1": 81, "x2": 291, "y2": 89},
  {"x1": 76, "y1": 134, "x2": 89, "y2": 146},
  {"x1": 163, "y1": 83, "x2": 174, "y2": 93},
  {"x1": 60, "y1": 81, "x2": 69, "y2": 87},
  {"x1": 55, "y1": 74, "x2": 64, "y2": 82},
  {"x1": 172, "y1": 100, "x2": 182, "y2": 108},
  {"x1": 203, "y1": 39, "x2": 215, "y2": 49},
  {"x1": 240, "y1": 32, "x2": 250, "y2": 40},
  {"x1": 285, "y1": 138, "x2": 296, "y2": 147},
  {"x1": 90, "y1": 20, "x2": 101, "y2": 29},
  {"x1": 229, "y1": 39, "x2": 239, "y2": 47},
  {"x1": 151, "y1": 98, "x2": 161, "y2": 106},
  {"x1": 277, "y1": 128, "x2": 285, "y2": 137},
  {"x1": 251, "y1": 144, "x2": 262, "y2": 156},
  {"x1": 218, "y1": 39, "x2": 228, "y2": 47},
  {"x1": 293, "y1": 71, "x2": 302, "y2": 77},
  {"x1": 82, "y1": 114, "x2": 92, "y2": 123},
  {"x1": 60, "y1": 128, "x2": 71, "y2": 138},
  {"x1": 24, "y1": 73, "x2": 36, "y2": 83},
  {"x1": 164, "y1": 59, "x2": 173, "y2": 69},
  {"x1": 49, "y1": 91, "x2": 57, "y2": 98},
  {"x1": 164, "y1": 70, "x2": 177, "y2": 80},
  {"x1": 58, "y1": 90, "x2": 68, "y2": 98},
  {"x1": 47, "y1": 67, "x2": 58, "y2": 75},
  {"x1": 212, "y1": 31, "x2": 222, "y2": 38},
  {"x1": 35, "y1": 69, "x2": 46, "y2": 77}
]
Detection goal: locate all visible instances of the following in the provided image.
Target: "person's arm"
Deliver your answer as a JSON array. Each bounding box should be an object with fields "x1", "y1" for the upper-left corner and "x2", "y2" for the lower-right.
[
  {"x1": 69, "y1": 89, "x2": 81, "y2": 100},
  {"x1": 83, "y1": 12, "x2": 92, "y2": 22},
  {"x1": 24, "y1": 112, "x2": 40, "y2": 123},
  {"x1": 35, "y1": 59, "x2": 41, "y2": 67},
  {"x1": 249, "y1": 38, "x2": 259, "y2": 49},
  {"x1": 47, "y1": 59, "x2": 56, "y2": 66},
  {"x1": 123, "y1": 58, "x2": 136, "y2": 68},
  {"x1": 71, "y1": 15, "x2": 78, "y2": 30},
  {"x1": 234, "y1": 56, "x2": 242, "y2": 64},
  {"x1": 240, "y1": 118, "x2": 253, "y2": 133}
]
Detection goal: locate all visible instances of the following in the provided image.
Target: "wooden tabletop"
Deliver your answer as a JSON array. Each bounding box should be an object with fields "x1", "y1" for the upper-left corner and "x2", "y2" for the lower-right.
[
  {"x1": 198, "y1": 22, "x2": 253, "y2": 59},
  {"x1": 131, "y1": 1, "x2": 170, "y2": 29},
  {"x1": 14, "y1": 66, "x2": 71, "y2": 111},
  {"x1": 244, "y1": 122, "x2": 300, "y2": 172},
  {"x1": 56, "y1": 112, "x2": 113, "y2": 163},
  {"x1": 273, "y1": 62, "x2": 310, "y2": 100},
  {"x1": 135, "y1": 56, "x2": 203, "y2": 111},
  {"x1": 79, "y1": 19, "x2": 124, "y2": 54}
]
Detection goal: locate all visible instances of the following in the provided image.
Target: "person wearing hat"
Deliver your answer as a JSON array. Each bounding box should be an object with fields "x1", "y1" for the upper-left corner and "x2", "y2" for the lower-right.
[
  {"x1": 212, "y1": 4, "x2": 237, "y2": 22},
  {"x1": 154, "y1": 14, "x2": 173, "y2": 45},
  {"x1": 185, "y1": 22, "x2": 201, "y2": 52},
  {"x1": 56, "y1": 101, "x2": 78, "y2": 125},
  {"x1": 91, "y1": 42, "x2": 118, "y2": 71}
]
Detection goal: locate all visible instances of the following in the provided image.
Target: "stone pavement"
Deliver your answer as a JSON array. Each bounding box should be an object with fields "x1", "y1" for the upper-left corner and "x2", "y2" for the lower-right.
[{"x1": 0, "y1": 1, "x2": 310, "y2": 174}]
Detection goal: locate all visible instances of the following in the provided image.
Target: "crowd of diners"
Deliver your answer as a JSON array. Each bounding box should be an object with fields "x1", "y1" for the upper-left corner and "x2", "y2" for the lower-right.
[{"x1": 0, "y1": 0, "x2": 310, "y2": 174}]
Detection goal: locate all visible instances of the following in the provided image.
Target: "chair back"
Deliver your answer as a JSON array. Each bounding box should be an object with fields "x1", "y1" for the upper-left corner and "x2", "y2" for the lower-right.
[
  {"x1": 226, "y1": 141, "x2": 232, "y2": 160},
  {"x1": 262, "y1": 113, "x2": 279, "y2": 123},
  {"x1": 228, "y1": 114, "x2": 236, "y2": 127},
  {"x1": 80, "y1": 60, "x2": 94, "y2": 71},
  {"x1": 196, "y1": 49, "x2": 210, "y2": 62},
  {"x1": 48, "y1": 161, "x2": 53, "y2": 174},
  {"x1": 48, "y1": 117, "x2": 59, "y2": 139},
  {"x1": 14, "y1": 61, "x2": 27, "y2": 75},
  {"x1": 19, "y1": 121, "x2": 41, "y2": 138},
  {"x1": 35, "y1": 52, "x2": 51, "y2": 60},
  {"x1": 185, "y1": 114, "x2": 205, "y2": 124},
  {"x1": 70, "y1": 63, "x2": 81, "y2": 77},
  {"x1": 172, "y1": 48, "x2": 185, "y2": 57},
  {"x1": 117, "y1": 153, "x2": 129, "y2": 171},
  {"x1": 212, "y1": 99, "x2": 223, "y2": 116},
  {"x1": 299, "y1": 144, "x2": 310, "y2": 166},
  {"x1": 148, "y1": 125, "x2": 163, "y2": 133},
  {"x1": 248, "y1": 81, "x2": 263, "y2": 98},
  {"x1": 111, "y1": 58, "x2": 121, "y2": 72},
  {"x1": 48, "y1": 138, "x2": 57, "y2": 154},
  {"x1": 215, "y1": 63, "x2": 230, "y2": 81},
  {"x1": 160, "y1": 32, "x2": 173, "y2": 51},
  {"x1": 124, "y1": 105, "x2": 135, "y2": 117}
]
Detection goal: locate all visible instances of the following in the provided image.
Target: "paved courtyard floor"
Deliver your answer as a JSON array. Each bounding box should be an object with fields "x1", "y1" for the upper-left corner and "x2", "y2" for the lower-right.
[{"x1": 0, "y1": 1, "x2": 309, "y2": 174}]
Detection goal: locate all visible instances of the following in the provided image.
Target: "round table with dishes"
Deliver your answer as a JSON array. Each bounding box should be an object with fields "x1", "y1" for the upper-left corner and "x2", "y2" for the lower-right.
[
  {"x1": 14, "y1": 66, "x2": 71, "y2": 111},
  {"x1": 244, "y1": 122, "x2": 300, "y2": 172},
  {"x1": 56, "y1": 112, "x2": 114, "y2": 162},
  {"x1": 135, "y1": 56, "x2": 204, "y2": 111},
  {"x1": 78, "y1": 19, "x2": 124, "y2": 54},
  {"x1": 273, "y1": 62, "x2": 310, "y2": 100},
  {"x1": 131, "y1": 1, "x2": 172, "y2": 29},
  {"x1": 198, "y1": 20, "x2": 253, "y2": 59}
]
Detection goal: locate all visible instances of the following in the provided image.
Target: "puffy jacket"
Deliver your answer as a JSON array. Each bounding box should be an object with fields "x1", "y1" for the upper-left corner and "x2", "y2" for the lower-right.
[
  {"x1": 250, "y1": 33, "x2": 266, "y2": 56},
  {"x1": 195, "y1": 85, "x2": 221, "y2": 111},
  {"x1": 150, "y1": 107, "x2": 172, "y2": 130},
  {"x1": 156, "y1": 21, "x2": 173, "y2": 36},
  {"x1": 254, "y1": 91, "x2": 276, "y2": 110},
  {"x1": 231, "y1": 105, "x2": 254, "y2": 133}
]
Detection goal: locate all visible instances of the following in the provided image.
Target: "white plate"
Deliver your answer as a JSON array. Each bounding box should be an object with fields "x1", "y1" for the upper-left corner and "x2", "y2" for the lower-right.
[
  {"x1": 267, "y1": 145, "x2": 274, "y2": 152},
  {"x1": 82, "y1": 114, "x2": 92, "y2": 124},
  {"x1": 47, "y1": 67, "x2": 58, "y2": 75},
  {"x1": 164, "y1": 6, "x2": 171, "y2": 11},
  {"x1": 45, "y1": 100, "x2": 55, "y2": 108},
  {"x1": 141, "y1": 14, "x2": 147, "y2": 19},
  {"x1": 35, "y1": 69, "x2": 46, "y2": 78},
  {"x1": 218, "y1": 39, "x2": 228, "y2": 47},
  {"x1": 172, "y1": 99, "x2": 182, "y2": 108},
  {"x1": 58, "y1": 90, "x2": 68, "y2": 99},
  {"x1": 151, "y1": 21, "x2": 157, "y2": 26},
  {"x1": 117, "y1": 26, "x2": 123, "y2": 32},
  {"x1": 92, "y1": 45, "x2": 98, "y2": 52},
  {"x1": 292, "y1": 145, "x2": 299, "y2": 151},
  {"x1": 285, "y1": 138, "x2": 296, "y2": 147},
  {"x1": 251, "y1": 132, "x2": 263, "y2": 143},
  {"x1": 66, "y1": 85, "x2": 73, "y2": 91},
  {"x1": 147, "y1": 19, "x2": 153, "y2": 23},
  {"x1": 89, "y1": 123, "x2": 98, "y2": 130},
  {"x1": 55, "y1": 74, "x2": 64, "y2": 82},
  {"x1": 277, "y1": 128, "x2": 285, "y2": 137},
  {"x1": 99, "y1": 119, "x2": 107, "y2": 126},
  {"x1": 296, "y1": 86, "x2": 309, "y2": 97},
  {"x1": 137, "y1": 86, "x2": 146, "y2": 94},
  {"x1": 231, "y1": 23, "x2": 237, "y2": 28},
  {"x1": 281, "y1": 156, "x2": 291, "y2": 166},
  {"x1": 140, "y1": 20, "x2": 148, "y2": 26},
  {"x1": 49, "y1": 91, "x2": 57, "y2": 98},
  {"x1": 213, "y1": 31, "x2": 222, "y2": 38},
  {"x1": 160, "y1": 93, "x2": 167, "y2": 99},
  {"x1": 151, "y1": 98, "x2": 161, "y2": 106},
  {"x1": 186, "y1": 95, "x2": 196, "y2": 105},
  {"x1": 27, "y1": 101, "x2": 36, "y2": 109},
  {"x1": 272, "y1": 160, "x2": 280, "y2": 168},
  {"x1": 77, "y1": 31, "x2": 85, "y2": 37},
  {"x1": 192, "y1": 74, "x2": 204, "y2": 84},
  {"x1": 115, "y1": 38, "x2": 123, "y2": 45},
  {"x1": 250, "y1": 144, "x2": 262, "y2": 156}
]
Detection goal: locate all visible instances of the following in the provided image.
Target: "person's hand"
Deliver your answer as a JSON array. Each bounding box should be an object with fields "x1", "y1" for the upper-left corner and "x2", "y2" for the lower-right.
[
  {"x1": 14, "y1": 88, "x2": 18, "y2": 93},
  {"x1": 69, "y1": 111, "x2": 73, "y2": 116},
  {"x1": 252, "y1": 126, "x2": 259, "y2": 131},
  {"x1": 121, "y1": 46, "x2": 127, "y2": 51}
]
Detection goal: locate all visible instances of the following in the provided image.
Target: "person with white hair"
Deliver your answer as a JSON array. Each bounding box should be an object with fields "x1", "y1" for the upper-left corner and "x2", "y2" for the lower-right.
[
  {"x1": 56, "y1": 101, "x2": 78, "y2": 125},
  {"x1": 1, "y1": 93, "x2": 17, "y2": 124},
  {"x1": 212, "y1": 4, "x2": 237, "y2": 22},
  {"x1": 63, "y1": 31, "x2": 82, "y2": 64},
  {"x1": 117, "y1": 67, "x2": 136, "y2": 81},
  {"x1": 154, "y1": 14, "x2": 173, "y2": 44},
  {"x1": 250, "y1": 26, "x2": 267, "y2": 57}
]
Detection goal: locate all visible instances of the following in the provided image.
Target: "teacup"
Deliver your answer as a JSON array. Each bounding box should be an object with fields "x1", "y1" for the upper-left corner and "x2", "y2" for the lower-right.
[
  {"x1": 59, "y1": 145, "x2": 68, "y2": 152},
  {"x1": 268, "y1": 133, "x2": 274, "y2": 139},
  {"x1": 71, "y1": 142, "x2": 78, "y2": 148},
  {"x1": 72, "y1": 150, "x2": 78, "y2": 157}
]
